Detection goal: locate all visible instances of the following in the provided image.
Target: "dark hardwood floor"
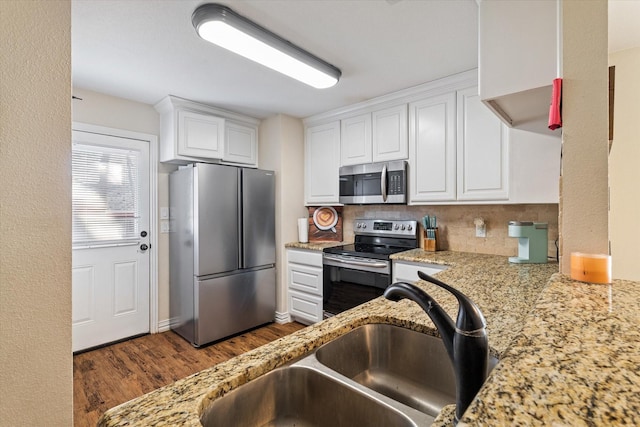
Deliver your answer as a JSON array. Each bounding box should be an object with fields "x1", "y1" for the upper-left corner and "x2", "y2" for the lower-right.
[{"x1": 73, "y1": 321, "x2": 306, "y2": 427}]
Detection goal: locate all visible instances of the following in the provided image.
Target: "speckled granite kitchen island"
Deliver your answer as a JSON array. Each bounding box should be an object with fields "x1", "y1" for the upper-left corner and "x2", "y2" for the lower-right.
[{"x1": 98, "y1": 250, "x2": 640, "y2": 426}]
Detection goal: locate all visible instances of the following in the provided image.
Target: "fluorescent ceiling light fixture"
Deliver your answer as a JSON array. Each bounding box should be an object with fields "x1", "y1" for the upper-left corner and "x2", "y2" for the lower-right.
[{"x1": 192, "y1": 3, "x2": 341, "y2": 89}]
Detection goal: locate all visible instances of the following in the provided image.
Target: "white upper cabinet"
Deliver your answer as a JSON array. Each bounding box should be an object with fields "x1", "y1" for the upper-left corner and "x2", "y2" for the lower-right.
[
  {"x1": 155, "y1": 95, "x2": 260, "y2": 165},
  {"x1": 408, "y1": 92, "x2": 457, "y2": 202},
  {"x1": 508, "y1": 128, "x2": 561, "y2": 204},
  {"x1": 372, "y1": 104, "x2": 408, "y2": 162},
  {"x1": 456, "y1": 86, "x2": 509, "y2": 201},
  {"x1": 478, "y1": 0, "x2": 560, "y2": 134},
  {"x1": 304, "y1": 69, "x2": 559, "y2": 206},
  {"x1": 340, "y1": 113, "x2": 372, "y2": 166},
  {"x1": 340, "y1": 105, "x2": 408, "y2": 167},
  {"x1": 223, "y1": 120, "x2": 258, "y2": 167},
  {"x1": 177, "y1": 110, "x2": 225, "y2": 159},
  {"x1": 305, "y1": 121, "x2": 340, "y2": 205}
]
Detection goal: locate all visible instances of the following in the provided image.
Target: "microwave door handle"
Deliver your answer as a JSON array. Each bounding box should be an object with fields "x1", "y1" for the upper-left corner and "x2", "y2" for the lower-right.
[{"x1": 381, "y1": 163, "x2": 388, "y2": 202}]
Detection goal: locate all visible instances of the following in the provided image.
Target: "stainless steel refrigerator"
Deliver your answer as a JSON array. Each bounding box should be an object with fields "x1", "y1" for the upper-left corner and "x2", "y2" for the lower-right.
[{"x1": 169, "y1": 163, "x2": 276, "y2": 347}]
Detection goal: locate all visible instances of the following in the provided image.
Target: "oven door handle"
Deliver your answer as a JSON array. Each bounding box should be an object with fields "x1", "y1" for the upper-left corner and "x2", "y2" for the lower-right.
[
  {"x1": 324, "y1": 255, "x2": 388, "y2": 268},
  {"x1": 381, "y1": 163, "x2": 388, "y2": 202}
]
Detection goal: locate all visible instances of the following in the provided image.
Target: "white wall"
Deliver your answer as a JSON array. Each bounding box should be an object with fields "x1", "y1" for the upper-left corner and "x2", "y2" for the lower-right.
[
  {"x1": 0, "y1": 1, "x2": 73, "y2": 424},
  {"x1": 259, "y1": 115, "x2": 306, "y2": 317},
  {"x1": 72, "y1": 88, "x2": 176, "y2": 325},
  {"x1": 609, "y1": 47, "x2": 640, "y2": 281},
  {"x1": 559, "y1": 0, "x2": 609, "y2": 273}
]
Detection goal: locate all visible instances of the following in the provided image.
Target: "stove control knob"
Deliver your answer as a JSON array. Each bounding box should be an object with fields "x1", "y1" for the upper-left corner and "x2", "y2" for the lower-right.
[
  {"x1": 362, "y1": 224, "x2": 367, "y2": 229},
  {"x1": 401, "y1": 225, "x2": 406, "y2": 230},
  {"x1": 394, "y1": 224, "x2": 399, "y2": 230},
  {"x1": 356, "y1": 223, "x2": 361, "y2": 228},
  {"x1": 407, "y1": 224, "x2": 413, "y2": 231}
]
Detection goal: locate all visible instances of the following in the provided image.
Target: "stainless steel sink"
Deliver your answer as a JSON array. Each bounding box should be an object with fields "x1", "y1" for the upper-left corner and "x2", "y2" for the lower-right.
[
  {"x1": 315, "y1": 324, "x2": 498, "y2": 417},
  {"x1": 200, "y1": 365, "x2": 422, "y2": 427},
  {"x1": 200, "y1": 323, "x2": 498, "y2": 426}
]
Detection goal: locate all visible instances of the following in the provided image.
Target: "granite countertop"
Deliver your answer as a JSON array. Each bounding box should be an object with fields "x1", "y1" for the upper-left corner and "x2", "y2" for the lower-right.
[
  {"x1": 98, "y1": 250, "x2": 640, "y2": 426},
  {"x1": 284, "y1": 241, "x2": 346, "y2": 251},
  {"x1": 458, "y1": 274, "x2": 640, "y2": 426}
]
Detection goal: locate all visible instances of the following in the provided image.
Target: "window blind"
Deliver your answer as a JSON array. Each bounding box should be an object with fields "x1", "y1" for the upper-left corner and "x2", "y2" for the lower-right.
[{"x1": 72, "y1": 143, "x2": 140, "y2": 245}]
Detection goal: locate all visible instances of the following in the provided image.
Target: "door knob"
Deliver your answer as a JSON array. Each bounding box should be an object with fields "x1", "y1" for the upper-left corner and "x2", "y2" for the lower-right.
[{"x1": 140, "y1": 243, "x2": 149, "y2": 251}]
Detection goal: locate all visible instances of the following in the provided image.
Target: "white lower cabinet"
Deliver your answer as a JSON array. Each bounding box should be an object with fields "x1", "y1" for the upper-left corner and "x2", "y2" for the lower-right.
[
  {"x1": 287, "y1": 249, "x2": 324, "y2": 325},
  {"x1": 392, "y1": 260, "x2": 447, "y2": 284}
]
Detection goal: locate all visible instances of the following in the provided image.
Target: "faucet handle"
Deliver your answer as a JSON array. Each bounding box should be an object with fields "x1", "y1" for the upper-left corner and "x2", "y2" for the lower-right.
[{"x1": 417, "y1": 271, "x2": 487, "y2": 333}]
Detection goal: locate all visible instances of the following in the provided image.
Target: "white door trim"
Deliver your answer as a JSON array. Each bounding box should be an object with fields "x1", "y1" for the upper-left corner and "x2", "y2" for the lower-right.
[{"x1": 72, "y1": 122, "x2": 159, "y2": 334}]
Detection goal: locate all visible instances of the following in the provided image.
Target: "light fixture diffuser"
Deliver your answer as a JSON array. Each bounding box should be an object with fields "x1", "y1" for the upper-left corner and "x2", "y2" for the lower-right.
[{"x1": 192, "y1": 3, "x2": 341, "y2": 89}]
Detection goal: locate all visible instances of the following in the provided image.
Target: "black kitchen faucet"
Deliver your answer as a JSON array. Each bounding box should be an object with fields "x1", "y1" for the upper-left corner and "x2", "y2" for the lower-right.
[{"x1": 384, "y1": 271, "x2": 489, "y2": 425}]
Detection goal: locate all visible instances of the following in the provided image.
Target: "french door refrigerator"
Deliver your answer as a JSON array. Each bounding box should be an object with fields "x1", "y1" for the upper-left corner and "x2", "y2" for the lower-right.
[{"x1": 169, "y1": 163, "x2": 276, "y2": 347}]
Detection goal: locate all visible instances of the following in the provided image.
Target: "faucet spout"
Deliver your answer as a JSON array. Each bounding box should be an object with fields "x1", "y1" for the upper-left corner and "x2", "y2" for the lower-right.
[
  {"x1": 383, "y1": 281, "x2": 456, "y2": 361},
  {"x1": 384, "y1": 273, "x2": 489, "y2": 425}
]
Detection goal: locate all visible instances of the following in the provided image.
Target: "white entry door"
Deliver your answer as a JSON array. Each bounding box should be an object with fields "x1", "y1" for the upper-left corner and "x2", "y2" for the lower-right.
[{"x1": 72, "y1": 130, "x2": 150, "y2": 352}]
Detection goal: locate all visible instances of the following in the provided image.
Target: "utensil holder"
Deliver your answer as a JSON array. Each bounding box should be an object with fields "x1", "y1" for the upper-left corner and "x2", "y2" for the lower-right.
[{"x1": 423, "y1": 228, "x2": 438, "y2": 252}]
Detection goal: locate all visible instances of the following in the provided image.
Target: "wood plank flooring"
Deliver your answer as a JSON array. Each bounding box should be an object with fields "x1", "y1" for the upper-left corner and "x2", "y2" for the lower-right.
[{"x1": 73, "y1": 322, "x2": 306, "y2": 427}]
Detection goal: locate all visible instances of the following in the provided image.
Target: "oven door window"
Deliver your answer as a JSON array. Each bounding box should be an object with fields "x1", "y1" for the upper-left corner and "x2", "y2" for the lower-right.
[{"x1": 323, "y1": 264, "x2": 390, "y2": 316}]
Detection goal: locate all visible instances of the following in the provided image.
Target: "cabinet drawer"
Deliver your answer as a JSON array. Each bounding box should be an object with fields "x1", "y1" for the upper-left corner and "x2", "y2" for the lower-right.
[
  {"x1": 392, "y1": 261, "x2": 447, "y2": 284},
  {"x1": 287, "y1": 249, "x2": 322, "y2": 267},
  {"x1": 288, "y1": 264, "x2": 322, "y2": 296},
  {"x1": 289, "y1": 290, "x2": 323, "y2": 325}
]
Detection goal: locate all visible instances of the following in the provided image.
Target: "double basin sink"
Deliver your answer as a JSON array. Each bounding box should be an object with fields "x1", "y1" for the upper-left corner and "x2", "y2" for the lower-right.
[{"x1": 201, "y1": 324, "x2": 498, "y2": 426}]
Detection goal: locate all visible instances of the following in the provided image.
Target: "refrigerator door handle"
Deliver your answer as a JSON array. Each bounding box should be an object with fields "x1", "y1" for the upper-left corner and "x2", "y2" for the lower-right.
[{"x1": 238, "y1": 168, "x2": 244, "y2": 269}]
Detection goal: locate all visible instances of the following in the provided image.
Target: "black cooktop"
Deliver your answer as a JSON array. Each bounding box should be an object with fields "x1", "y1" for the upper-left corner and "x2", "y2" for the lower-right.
[{"x1": 323, "y1": 243, "x2": 409, "y2": 260}]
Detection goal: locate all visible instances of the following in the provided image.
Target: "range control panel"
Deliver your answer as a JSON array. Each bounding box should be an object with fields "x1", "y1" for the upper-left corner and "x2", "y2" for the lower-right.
[{"x1": 354, "y1": 219, "x2": 418, "y2": 237}]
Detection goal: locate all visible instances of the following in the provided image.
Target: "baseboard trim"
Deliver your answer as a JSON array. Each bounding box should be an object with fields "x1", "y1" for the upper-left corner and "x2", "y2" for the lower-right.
[
  {"x1": 275, "y1": 311, "x2": 291, "y2": 324},
  {"x1": 157, "y1": 318, "x2": 172, "y2": 333}
]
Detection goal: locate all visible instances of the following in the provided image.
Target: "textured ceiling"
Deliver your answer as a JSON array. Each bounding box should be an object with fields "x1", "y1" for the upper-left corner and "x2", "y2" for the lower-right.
[{"x1": 72, "y1": 0, "x2": 639, "y2": 120}]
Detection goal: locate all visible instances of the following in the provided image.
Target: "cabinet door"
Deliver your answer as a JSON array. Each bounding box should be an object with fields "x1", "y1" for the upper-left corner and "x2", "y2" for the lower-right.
[
  {"x1": 289, "y1": 289, "x2": 323, "y2": 325},
  {"x1": 457, "y1": 87, "x2": 509, "y2": 201},
  {"x1": 392, "y1": 261, "x2": 446, "y2": 284},
  {"x1": 305, "y1": 121, "x2": 340, "y2": 205},
  {"x1": 372, "y1": 104, "x2": 408, "y2": 162},
  {"x1": 178, "y1": 110, "x2": 225, "y2": 159},
  {"x1": 340, "y1": 113, "x2": 372, "y2": 166},
  {"x1": 224, "y1": 121, "x2": 257, "y2": 166},
  {"x1": 408, "y1": 93, "x2": 457, "y2": 203}
]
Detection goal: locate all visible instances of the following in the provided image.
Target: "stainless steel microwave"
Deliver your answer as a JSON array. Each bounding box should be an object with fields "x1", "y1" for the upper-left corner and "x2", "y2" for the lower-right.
[{"x1": 339, "y1": 160, "x2": 407, "y2": 205}]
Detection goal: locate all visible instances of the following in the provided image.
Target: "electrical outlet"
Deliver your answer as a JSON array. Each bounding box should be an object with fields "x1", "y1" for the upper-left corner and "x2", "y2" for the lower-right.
[
  {"x1": 160, "y1": 220, "x2": 170, "y2": 233},
  {"x1": 473, "y1": 217, "x2": 486, "y2": 238},
  {"x1": 160, "y1": 207, "x2": 169, "y2": 219}
]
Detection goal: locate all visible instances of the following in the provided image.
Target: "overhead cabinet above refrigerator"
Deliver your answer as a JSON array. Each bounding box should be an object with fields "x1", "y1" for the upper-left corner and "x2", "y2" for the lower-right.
[{"x1": 169, "y1": 163, "x2": 276, "y2": 347}]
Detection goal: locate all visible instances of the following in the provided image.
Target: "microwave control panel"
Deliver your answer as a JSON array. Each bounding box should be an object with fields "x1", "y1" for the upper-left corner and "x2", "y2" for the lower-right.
[{"x1": 388, "y1": 170, "x2": 405, "y2": 195}]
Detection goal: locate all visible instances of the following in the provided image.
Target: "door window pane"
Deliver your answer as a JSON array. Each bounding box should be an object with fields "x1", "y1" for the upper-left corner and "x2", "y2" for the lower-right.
[{"x1": 72, "y1": 144, "x2": 140, "y2": 244}]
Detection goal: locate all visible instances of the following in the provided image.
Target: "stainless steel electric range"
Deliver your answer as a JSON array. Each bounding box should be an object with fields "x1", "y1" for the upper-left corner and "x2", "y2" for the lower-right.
[{"x1": 322, "y1": 218, "x2": 418, "y2": 317}]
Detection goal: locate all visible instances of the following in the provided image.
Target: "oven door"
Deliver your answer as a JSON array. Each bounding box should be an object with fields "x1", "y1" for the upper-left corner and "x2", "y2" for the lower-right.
[{"x1": 322, "y1": 254, "x2": 391, "y2": 317}]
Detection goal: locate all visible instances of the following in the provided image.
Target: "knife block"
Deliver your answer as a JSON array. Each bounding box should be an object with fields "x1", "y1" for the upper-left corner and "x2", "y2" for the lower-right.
[{"x1": 423, "y1": 228, "x2": 438, "y2": 252}]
